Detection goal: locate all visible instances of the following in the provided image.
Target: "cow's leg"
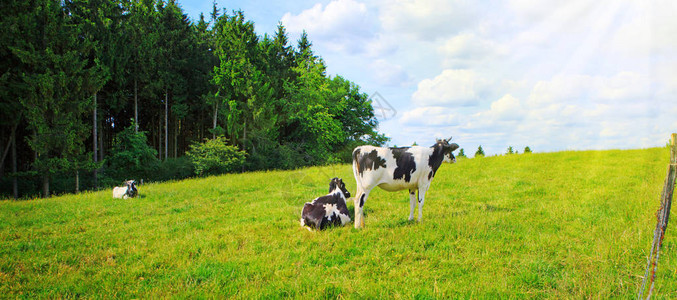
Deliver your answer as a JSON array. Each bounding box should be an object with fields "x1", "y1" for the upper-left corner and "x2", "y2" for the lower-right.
[
  {"x1": 408, "y1": 189, "x2": 417, "y2": 221},
  {"x1": 353, "y1": 188, "x2": 363, "y2": 229},
  {"x1": 354, "y1": 189, "x2": 370, "y2": 229},
  {"x1": 417, "y1": 186, "x2": 429, "y2": 221}
]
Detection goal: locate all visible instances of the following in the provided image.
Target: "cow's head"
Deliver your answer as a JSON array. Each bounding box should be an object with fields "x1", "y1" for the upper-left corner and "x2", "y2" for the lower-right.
[
  {"x1": 329, "y1": 177, "x2": 351, "y2": 199},
  {"x1": 125, "y1": 180, "x2": 138, "y2": 198},
  {"x1": 436, "y1": 137, "x2": 460, "y2": 163}
]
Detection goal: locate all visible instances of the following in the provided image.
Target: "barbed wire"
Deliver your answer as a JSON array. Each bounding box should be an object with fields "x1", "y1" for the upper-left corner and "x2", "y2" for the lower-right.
[{"x1": 638, "y1": 154, "x2": 676, "y2": 299}]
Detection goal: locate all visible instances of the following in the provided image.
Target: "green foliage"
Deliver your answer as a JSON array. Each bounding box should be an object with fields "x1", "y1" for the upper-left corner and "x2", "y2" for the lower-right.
[
  {"x1": 458, "y1": 148, "x2": 466, "y2": 157},
  {"x1": 475, "y1": 145, "x2": 485, "y2": 157},
  {"x1": 155, "y1": 157, "x2": 195, "y2": 181},
  {"x1": 106, "y1": 123, "x2": 159, "y2": 181},
  {"x1": 1, "y1": 0, "x2": 388, "y2": 197},
  {"x1": 507, "y1": 146, "x2": 514, "y2": 155},
  {"x1": 524, "y1": 146, "x2": 533, "y2": 153},
  {"x1": 0, "y1": 147, "x2": 672, "y2": 297},
  {"x1": 186, "y1": 136, "x2": 246, "y2": 176}
]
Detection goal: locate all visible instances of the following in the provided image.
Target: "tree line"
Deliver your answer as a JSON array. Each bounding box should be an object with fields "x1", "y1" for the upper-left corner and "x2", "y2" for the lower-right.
[
  {"x1": 457, "y1": 146, "x2": 533, "y2": 158},
  {"x1": 0, "y1": 0, "x2": 387, "y2": 198}
]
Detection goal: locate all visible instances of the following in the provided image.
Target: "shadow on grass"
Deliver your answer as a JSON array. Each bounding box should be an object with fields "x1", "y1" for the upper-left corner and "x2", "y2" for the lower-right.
[
  {"x1": 380, "y1": 219, "x2": 418, "y2": 229},
  {"x1": 480, "y1": 203, "x2": 513, "y2": 212}
]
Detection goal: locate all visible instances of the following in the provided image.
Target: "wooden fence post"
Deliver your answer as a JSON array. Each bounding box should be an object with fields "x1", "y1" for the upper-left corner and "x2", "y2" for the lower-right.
[{"x1": 639, "y1": 133, "x2": 677, "y2": 299}]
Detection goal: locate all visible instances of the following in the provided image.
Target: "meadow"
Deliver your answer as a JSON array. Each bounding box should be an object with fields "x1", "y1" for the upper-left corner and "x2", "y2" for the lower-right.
[{"x1": 1, "y1": 147, "x2": 675, "y2": 298}]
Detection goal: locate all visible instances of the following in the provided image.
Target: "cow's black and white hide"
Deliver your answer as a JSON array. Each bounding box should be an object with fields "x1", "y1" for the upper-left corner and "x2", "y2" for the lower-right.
[
  {"x1": 351, "y1": 137, "x2": 459, "y2": 228},
  {"x1": 112, "y1": 180, "x2": 138, "y2": 199},
  {"x1": 300, "y1": 178, "x2": 352, "y2": 231}
]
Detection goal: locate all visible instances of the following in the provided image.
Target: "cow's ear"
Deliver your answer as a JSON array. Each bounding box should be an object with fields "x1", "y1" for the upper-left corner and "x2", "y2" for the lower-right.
[
  {"x1": 449, "y1": 143, "x2": 459, "y2": 152},
  {"x1": 329, "y1": 178, "x2": 337, "y2": 193}
]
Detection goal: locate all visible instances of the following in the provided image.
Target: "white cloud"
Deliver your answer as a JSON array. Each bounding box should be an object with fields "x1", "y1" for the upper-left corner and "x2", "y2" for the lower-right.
[
  {"x1": 399, "y1": 106, "x2": 459, "y2": 126},
  {"x1": 527, "y1": 72, "x2": 651, "y2": 107},
  {"x1": 378, "y1": 0, "x2": 478, "y2": 41},
  {"x1": 487, "y1": 94, "x2": 524, "y2": 121},
  {"x1": 438, "y1": 33, "x2": 507, "y2": 62},
  {"x1": 412, "y1": 69, "x2": 489, "y2": 106},
  {"x1": 281, "y1": 0, "x2": 374, "y2": 53},
  {"x1": 460, "y1": 94, "x2": 525, "y2": 134},
  {"x1": 608, "y1": 1, "x2": 677, "y2": 57}
]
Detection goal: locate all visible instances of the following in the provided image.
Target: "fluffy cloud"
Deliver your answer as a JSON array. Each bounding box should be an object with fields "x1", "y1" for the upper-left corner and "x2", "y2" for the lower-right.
[
  {"x1": 486, "y1": 94, "x2": 524, "y2": 121},
  {"x1": 379, "y1": 0, "x2": 478, "y2": 41},
  {"x1": 412, "y1": 69, "x2": 489, "y2": 106},
  {"x1": 527, "y1": 72, "x2": 651, "y2": 107},
  {"x1": 281, "y1": 0, "x2": 373, "y2": 53},
  {"x1": 438, "y1": 33, "x2": 508, "y2": 67},
  {"x1": 399, "y1": 106, "x2": 459, "y2": 126}
]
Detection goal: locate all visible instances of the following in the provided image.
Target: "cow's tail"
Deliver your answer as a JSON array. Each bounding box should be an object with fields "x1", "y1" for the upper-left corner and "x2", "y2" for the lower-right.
[
  {"x1": 351, "y1": 147, "x2": 361, "y2": 181},
  {"x1": 351, "y1": 147, "x2": 363, "y2": 205}
]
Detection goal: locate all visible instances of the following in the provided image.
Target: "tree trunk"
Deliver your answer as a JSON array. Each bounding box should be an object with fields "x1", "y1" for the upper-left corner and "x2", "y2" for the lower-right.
[
  {"x1": 243, "y1": 119, "x2": 247, "y2": 150},
  {"x1": 158, "y1": 116, "x2": 162, "y2": 159},
  {"x1": 242, "y1": 119, "x2": 247, "y2": 173},
  {"x1": 0, "y1": 133, "x2": 4, "y2": 179},
  {"x1": 213, "y1": 102, "x2": 218, "y2": 139},
  {"x1": 134, "y1": 79, "x2": 139, "y2": 133},
  {"x1": 12, "y1": 132, "x2": 17, "y2": 199},
  {"x1": 164, "y1": 89, "x2": 168, "y2": 161},
  {"x1": 174, "y1": 118, "x2": 178, "y2": 158},
  {"x1": 93, "y1": 92, "x2": 98, "y2": 188},
  {"x1": 99, "y1": 124, "x2": 104, "y2": 162},
  {"x1": 75, "y1": 170, "x2": 80, "y2": 193},
  {"x1": 42, "y1": 175, "x2": 49, "y2": 198},
  {"x1": 0, "y1": 119, "x2": 20, "y2": 172}
]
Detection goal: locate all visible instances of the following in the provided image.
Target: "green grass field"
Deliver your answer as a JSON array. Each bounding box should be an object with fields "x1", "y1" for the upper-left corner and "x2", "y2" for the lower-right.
[{"x1": 1, "y1": 147, "x2": 676, "y2": 298}]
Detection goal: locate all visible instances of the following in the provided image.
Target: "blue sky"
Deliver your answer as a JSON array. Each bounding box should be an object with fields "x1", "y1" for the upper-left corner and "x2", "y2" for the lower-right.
[{"x1": 179, "y1": 0, "x2": 677, "y2": 156}]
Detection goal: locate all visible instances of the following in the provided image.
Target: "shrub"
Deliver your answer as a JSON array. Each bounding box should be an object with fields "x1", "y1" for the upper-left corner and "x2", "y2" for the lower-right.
[
  {"x1": 155, "y1": 157, "x2": 195, "y2": 181},
  {"x1": 186, "y1": 137, "x2": 246, "y2": 176},
  {"x1": 106, "y1": 123, "x2": 159, "y2": 181}
]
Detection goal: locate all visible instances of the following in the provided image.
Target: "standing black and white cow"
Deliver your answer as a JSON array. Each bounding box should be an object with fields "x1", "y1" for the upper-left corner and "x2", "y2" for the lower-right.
[
  {"x1": 351, "y1": 138, "x2": 459, "y2": 228},
  {"x1": 300, "y1": 178, "x2": 352, "y2": 231}
]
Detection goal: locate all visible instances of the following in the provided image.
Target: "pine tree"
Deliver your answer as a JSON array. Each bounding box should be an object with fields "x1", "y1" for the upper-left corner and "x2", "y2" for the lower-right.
[
  {"x1": 475, "y1": 145, "x2": 485, "y2": 157},
  {"x1": 458, "y1": 148, "x2": 466, "y2": 157},
  {"x1": 14, "y1": 0, "x2": 101, "y2": 196}
]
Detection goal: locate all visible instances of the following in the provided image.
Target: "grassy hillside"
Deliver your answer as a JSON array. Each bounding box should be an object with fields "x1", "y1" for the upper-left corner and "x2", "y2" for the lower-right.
[{"x1": 1, "y1": 147, "x2": 675, "y2": 298}]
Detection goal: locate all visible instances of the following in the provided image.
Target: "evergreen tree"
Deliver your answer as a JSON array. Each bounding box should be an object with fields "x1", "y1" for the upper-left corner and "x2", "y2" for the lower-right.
[
  {"x1": 212, "y1": 10, "x2": 276, "y2": 157},
  {"x1": 507, "y1": 146, "x2": 514, "y2": 155},
  {"x1": 475, "y1": 145, "x2": 485, "y2": 157},
  {"x1": 0, "y1": 0, "x2": 390, "y2": 196},
  {"x1": 524, "y1": 146, "x2": 532, "y2": 153},
  {"x1": 458, "y1": 148, "x2": 466, "y2": 157},
  {"x1": 13, "y1": 0, "x2": 101, "y2": 196}
]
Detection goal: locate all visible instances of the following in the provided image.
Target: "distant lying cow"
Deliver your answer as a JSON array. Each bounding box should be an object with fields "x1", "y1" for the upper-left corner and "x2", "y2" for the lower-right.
[
  {"x1": 352, "y1": 137, "x2": 459, "y2": 228},
  {"x1": 112, "y1": 180, "x2": 138, "y2": 199},
  {"x1": 300, "y1": 178, "x2": 351, "y2": 231}
]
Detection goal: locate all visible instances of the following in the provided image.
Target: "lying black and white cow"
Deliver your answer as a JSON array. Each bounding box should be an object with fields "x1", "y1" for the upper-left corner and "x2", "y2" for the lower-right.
[
  {"x1": 300, "y1": 178, "x2": 352, "y2": 231},
  {"x1": 351, "y1": 138, "x2": 459, "y2": 228},
  {"x1": 112, "y1": 180, "x2": 138, "y2": 199}
]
